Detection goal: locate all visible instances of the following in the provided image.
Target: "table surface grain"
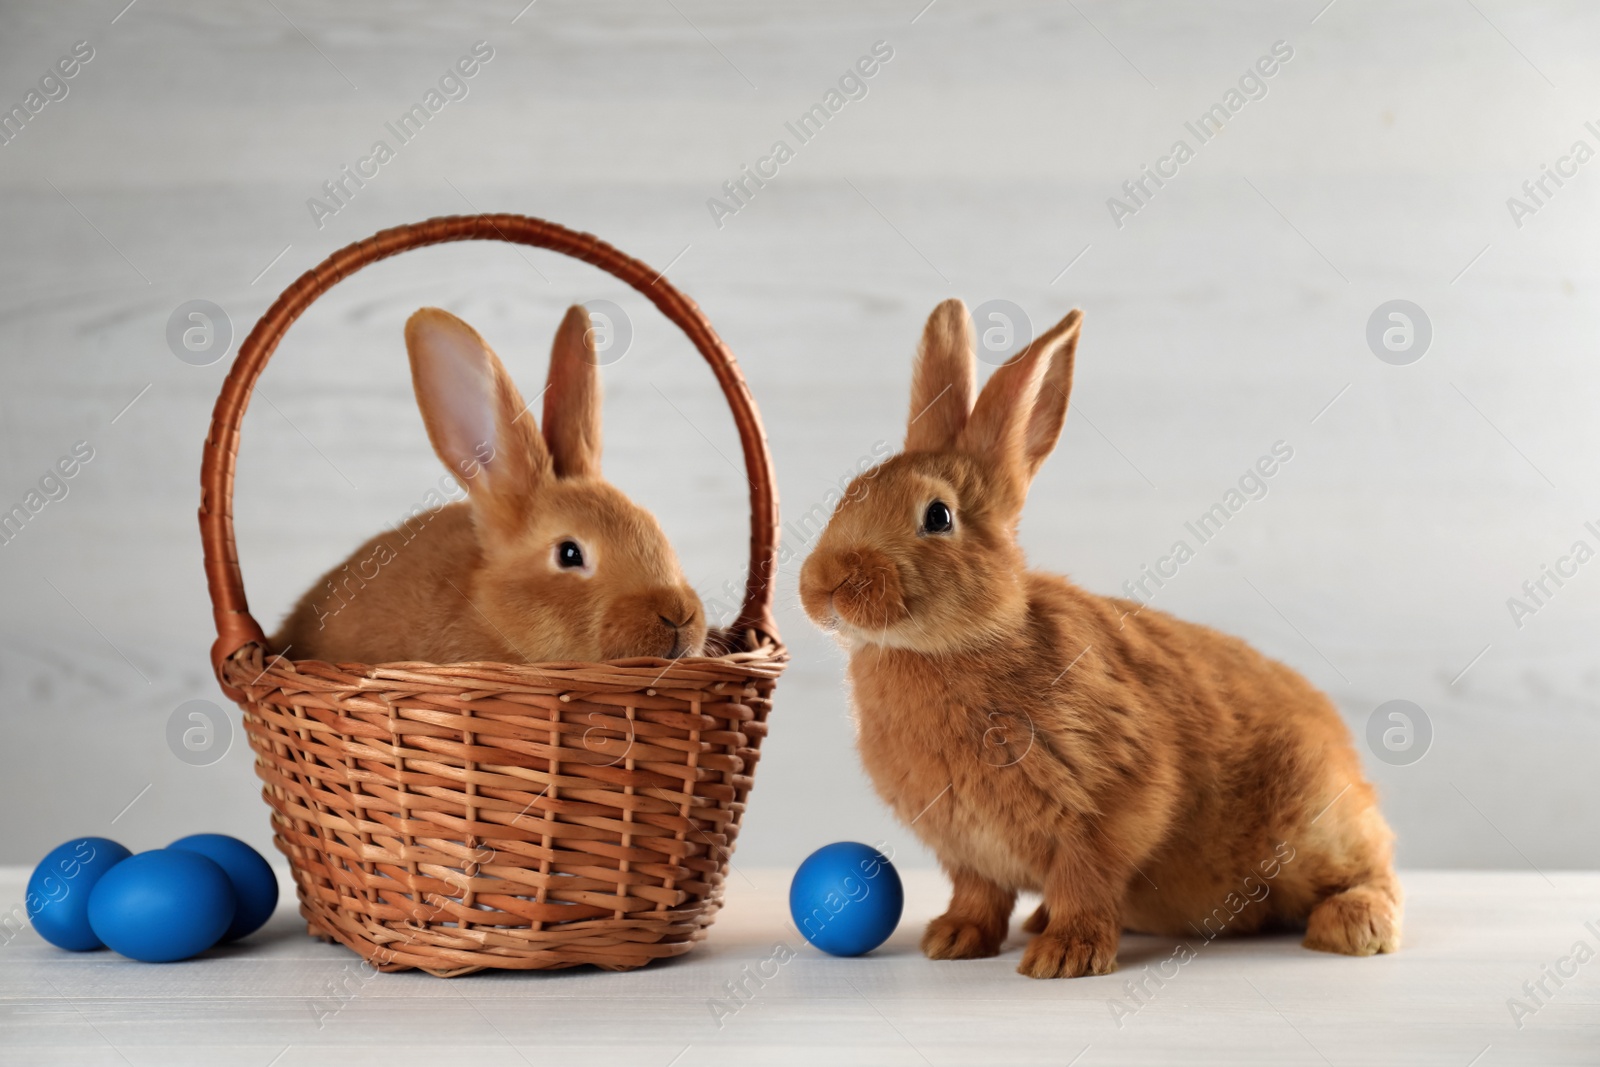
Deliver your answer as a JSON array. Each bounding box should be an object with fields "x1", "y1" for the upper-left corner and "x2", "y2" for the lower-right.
[{"x1": 1, "y1": 867, "x2": 1597, "y2": 1066}]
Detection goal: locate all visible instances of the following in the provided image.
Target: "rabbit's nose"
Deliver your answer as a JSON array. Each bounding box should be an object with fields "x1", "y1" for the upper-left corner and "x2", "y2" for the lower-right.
[
  {"x1": 658, "y1": 598, "x2": 699, "y2": 630},
  {"x1": 660, "y1": 611, "x2": 698, "y2": 658}
]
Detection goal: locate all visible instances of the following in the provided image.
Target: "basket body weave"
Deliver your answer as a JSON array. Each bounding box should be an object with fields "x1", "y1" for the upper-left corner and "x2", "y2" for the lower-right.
[
  {"x1": 200, "y1": 215, "x2": 785, "y2": 974},
  {"x1": 224, "y1": 642, "x2": 780, "y2": 974}
]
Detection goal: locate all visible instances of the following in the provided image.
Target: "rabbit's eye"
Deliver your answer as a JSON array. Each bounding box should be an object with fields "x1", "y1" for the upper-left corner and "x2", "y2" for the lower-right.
[
  {"x1": 922, "y1": 500, "x2": 954, "y2": 535},
  {"x1": 557, "y1": 540, "x2": 585, "y2": 569}
]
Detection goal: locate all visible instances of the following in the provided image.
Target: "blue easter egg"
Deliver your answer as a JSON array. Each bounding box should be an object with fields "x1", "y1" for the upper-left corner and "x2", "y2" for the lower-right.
[
  {"x1": 87, "y1": 850, "x2": 236, "y2": 962},
  {"x1": 789, "y1": 842, "x2": 904, "y2": 957},
  {"x1": 167, "y1": 834, "x2": 278, "y2": 941},
  {"x1": 26, "y1": 837, "x2": 133, "y2": 951}
]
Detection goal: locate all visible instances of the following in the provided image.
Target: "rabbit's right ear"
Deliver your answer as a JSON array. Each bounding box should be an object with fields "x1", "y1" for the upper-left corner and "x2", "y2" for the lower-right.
[
  {"x1": 406, "y1": 308, "x2": 551, "y2": 541},
  {"x1": 541, "y1": 305, "x2": 603, "y2": 479},
  {"x1": 958, "y1": 308, "x2": 1083, "y2": 498},
  {"x1": 905, "y1": 298, "x2": 977, "y2": 452}
]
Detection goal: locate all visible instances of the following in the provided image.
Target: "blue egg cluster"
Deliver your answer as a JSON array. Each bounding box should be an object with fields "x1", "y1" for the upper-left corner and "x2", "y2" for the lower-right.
[{"x1": 25, "y1": 833, "x2": 278, "y2": 962}]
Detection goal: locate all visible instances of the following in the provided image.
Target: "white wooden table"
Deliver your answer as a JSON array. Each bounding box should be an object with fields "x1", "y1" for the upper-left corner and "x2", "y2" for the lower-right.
[{"x1": 1, "y1": 867, "x2": 1595, "y2": 1065}]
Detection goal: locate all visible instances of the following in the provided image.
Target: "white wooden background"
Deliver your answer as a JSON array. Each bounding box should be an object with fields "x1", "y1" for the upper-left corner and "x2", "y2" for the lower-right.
[{"x1": 1, "y1": 0, "x2": 1598, "y2": 878}]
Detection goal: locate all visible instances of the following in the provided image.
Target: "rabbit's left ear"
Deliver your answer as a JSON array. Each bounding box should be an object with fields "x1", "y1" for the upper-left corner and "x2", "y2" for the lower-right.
[
  {"x1": 959, "y1": 309, "x2": 1083, "y2": 487},
  {"x1": 406, "y1": 307, "x2": 551, "y2": 544}
]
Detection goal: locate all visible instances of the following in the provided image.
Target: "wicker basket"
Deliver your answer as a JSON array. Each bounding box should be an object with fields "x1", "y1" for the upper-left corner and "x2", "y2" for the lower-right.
[{"x1": 199, "y1": 214, "x2": 786, "y2": 975}]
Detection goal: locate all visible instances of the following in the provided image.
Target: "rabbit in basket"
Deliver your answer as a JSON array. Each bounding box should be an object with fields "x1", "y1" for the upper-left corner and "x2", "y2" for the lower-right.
[
  {"x1": 798, "y1": 300, "x2": 1400, "y2": 978},
  {"x1": 274, "y1": 305, "x2": 706, "y2": 665}
]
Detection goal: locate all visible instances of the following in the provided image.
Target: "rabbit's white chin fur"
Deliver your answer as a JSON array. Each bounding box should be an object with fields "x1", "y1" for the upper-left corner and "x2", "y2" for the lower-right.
[{"x1": 836, "y1": 617, "x2": 972, "y2": 655}]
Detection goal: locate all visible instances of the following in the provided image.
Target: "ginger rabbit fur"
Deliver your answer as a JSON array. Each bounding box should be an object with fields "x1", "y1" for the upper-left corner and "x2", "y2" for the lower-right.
[{"x1": 798, "y1": 300, "x2": 1401, "y2": 979}]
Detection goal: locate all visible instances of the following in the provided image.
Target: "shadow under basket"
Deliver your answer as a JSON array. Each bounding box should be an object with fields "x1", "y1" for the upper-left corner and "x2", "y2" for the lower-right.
[{"x1": 200, "y1": 215, "x2": 787, "y2": 975}]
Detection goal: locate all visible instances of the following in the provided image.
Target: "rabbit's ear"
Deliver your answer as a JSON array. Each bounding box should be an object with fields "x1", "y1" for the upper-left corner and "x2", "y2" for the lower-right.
[
  {"x1": 406, "y1": 308, "x2": 550, "y2": 540},
  {"x1": 1020, "y1": 309, "x2": 1083, "y2": 479},
  {"x1": 959, "y1": 309, "x2": 1083, "y2": 488},
  {"x1": 905, "y1": 299, "x2": 977, "y2": 452},
  {"x1": 541, "y1": 305, "x2": 603, "y2": 479}
]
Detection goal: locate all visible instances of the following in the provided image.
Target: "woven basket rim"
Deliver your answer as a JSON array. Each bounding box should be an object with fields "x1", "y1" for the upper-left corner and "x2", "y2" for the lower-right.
[{"x1": 225, "y1": 633, "x2": 788, "y2": 692}]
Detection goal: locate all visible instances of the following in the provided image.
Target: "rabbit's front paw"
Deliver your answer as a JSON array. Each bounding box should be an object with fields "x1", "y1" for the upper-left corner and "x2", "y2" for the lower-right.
[
  {"x1": 1018, "y1": 929, "x2": 1117, "y2": 979},
  {"x1": 922, "y1": 914, "x2": 1005, "y2": 960}
]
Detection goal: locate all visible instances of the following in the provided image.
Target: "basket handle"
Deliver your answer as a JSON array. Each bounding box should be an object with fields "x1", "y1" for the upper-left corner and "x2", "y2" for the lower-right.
[{"x1": 200, "y1": 214, "x2": 780, "y2": 696}]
